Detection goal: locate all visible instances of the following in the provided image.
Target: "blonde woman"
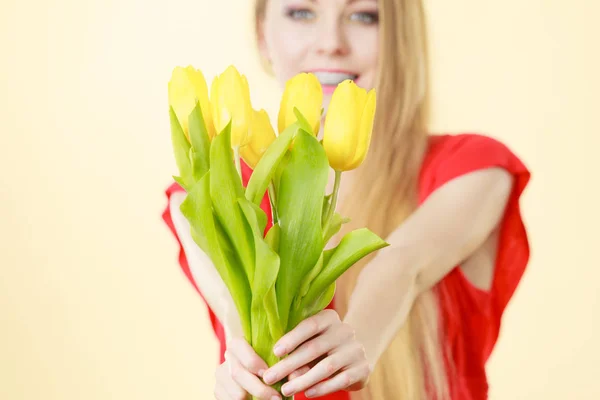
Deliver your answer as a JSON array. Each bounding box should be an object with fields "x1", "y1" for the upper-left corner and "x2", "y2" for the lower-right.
[{"x1": 163, "y1": 0, "x2": 531, "y2": 399}]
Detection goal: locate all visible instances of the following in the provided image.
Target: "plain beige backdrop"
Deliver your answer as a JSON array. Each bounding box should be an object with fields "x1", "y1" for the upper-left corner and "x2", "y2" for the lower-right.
[{"x1": 1, "y1": 0, "x2": 599, "y2": 399}]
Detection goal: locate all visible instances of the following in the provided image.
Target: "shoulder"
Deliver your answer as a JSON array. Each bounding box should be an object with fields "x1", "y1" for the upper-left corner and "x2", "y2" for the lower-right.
[
  {"x1": 419, "y1": 132, "x2": 531, "y2": 201},
  {"x1": 424, "y1": 132, "x2": 518, "y2": 164}
]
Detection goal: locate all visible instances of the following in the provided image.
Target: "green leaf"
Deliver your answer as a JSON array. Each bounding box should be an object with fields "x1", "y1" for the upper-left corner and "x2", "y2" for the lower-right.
[
  {"x1": 323, "y1": 213, "x2": 351, "y2": 244},
  {"x1": 172, "y1": 175, "x2": 188, "y2": 190},
  {"x1": 298, "y1": 252, "x2": 324, "y2": 299},
  {"x1": 245, "y1": 123, "x2": 298, "y2": 206},
  {"x1": 306, "y1": 282, "x2": 336, "y2": 318},
  {"x1": 180, "y1": 172, "x2": 252, "y2": 341},
  {"x1": 300, "y1": 228, "x2": 389, "y2": 310},
  {"x1": 188, "y1": 101, "x2": 211, "y2": 180},
  {"x1": 169, "y1": 107, "x2": 192, "y2": 189},
  {"x1": 249, "y1": 201, "x2": 267, "y2": 236},
  {"x1": 293, "y1": 107, "x2": 315, "y2": 135},
  {"x1": 239, "y1": 197, "x2": 284, "y2": 357},
  {"x1": 265, "y1": 224, "x2": 280, "y2": 253},
  {"x1": 276, "y1": 130, "x2": 330, "y2": 330},
  {"x1": 289, "y1": 282, "x2": 336, "y2": 330},
  {"x1": 210, "y1": 123, "x2": 256, "y2": 283}
]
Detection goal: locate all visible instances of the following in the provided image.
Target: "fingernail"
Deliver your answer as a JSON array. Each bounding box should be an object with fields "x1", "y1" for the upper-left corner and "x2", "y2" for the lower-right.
[
  {"x1": 257, "y1": 369, "x2": 265, "y2": 378},
  {"x1": 273, "y1": 344, "x2": 286, "y2": 356},
  {"x1": 263, "y1": 370, "x2": 276, "y2": 384},
  {"x1": 282, "y1": 383, "x2": 294, "y2": 396},
  {"x1": 306, "y1": 388, "x2": 316, "y2": 397}
]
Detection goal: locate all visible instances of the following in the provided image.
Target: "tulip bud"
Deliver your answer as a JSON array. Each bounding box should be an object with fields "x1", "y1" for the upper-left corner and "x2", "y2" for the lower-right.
[
  {"x1": 241, "y1": 109, "x2": 277, "y2": 169},
  {"x1": 278, "y1": 72, "x2": 323, "y2": 135},
  {"x1": 168, "y1": 66, "x2": 215, "y2": 140},
  {"x1": 322, "y1": 80, "x2": 376, "y2": 171},
  {"x1": 211, "y1": 65, "x2": 253, "y2": 147}
]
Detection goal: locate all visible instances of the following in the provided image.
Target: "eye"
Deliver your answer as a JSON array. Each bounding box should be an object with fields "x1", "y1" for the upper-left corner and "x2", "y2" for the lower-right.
[
  {"x1": 285, "y1": 8, "x2": 316, "y2": 21},
  {"x1": 349, "y1": 11, "x2": 379, "y2": 25}
]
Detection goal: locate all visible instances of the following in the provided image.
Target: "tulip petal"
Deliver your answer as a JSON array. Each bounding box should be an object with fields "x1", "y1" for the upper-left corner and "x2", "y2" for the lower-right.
[
  {"x1": 323, "y1": 81, "x2": 360, "y2": 170},
  {"x1": 347, "y1": 89, "x2": 376, "y2": 170},
  {"x1": 278, "y1": 73, "x2": 322, "y2": 135}
]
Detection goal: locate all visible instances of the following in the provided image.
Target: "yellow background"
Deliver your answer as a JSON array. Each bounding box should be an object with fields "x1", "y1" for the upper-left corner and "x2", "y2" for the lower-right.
[{"x1": 1, "y1": 0, "x2": 598, "y2": 399}]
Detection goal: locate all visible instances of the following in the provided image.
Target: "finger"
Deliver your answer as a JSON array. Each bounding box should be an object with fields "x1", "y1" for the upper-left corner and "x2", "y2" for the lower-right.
[
  {"x1": 216, "y1": 363, "x2": 247, "y2": 400},
  {"x1": 303, "y1": 362, "x2": 371, "y2": 398},
  {"x1": 229, "y1": 354, "x2": 282, "y2": 400},
  {"x1": 213, "y1": 383, "x2": 232, "y2": 400},
  {"x1": 280, "y1": 343, "x2": 361, "y2": 397},
  {"x1": 288, "y1": 365, "x2": 311, "y2": 381},
  {"x1": 228, "y1": 337, "x2": 269, "y2": 377},
  {"x1": 272, "y1": 309, "x2": 340, "y2": 358},
  {"x1": 264, "y1": 323, "x2": 352, "y2": 385}
]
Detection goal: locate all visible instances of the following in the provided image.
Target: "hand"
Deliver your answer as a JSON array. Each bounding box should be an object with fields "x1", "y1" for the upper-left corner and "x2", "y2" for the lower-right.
[
  {"x1": 214, "y1": 336, "x2": 283, "y2": 400},
  {"x1": 262, "y1": 309, "x2": 371, "y2": 398}
]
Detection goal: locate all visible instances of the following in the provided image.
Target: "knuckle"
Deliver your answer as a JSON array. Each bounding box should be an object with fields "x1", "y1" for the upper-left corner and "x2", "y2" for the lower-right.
[
  {"x1": 339, "y1": 371, "x2": 351, "y2": 387},
  {"x1": 324, "y1": 359, "x2": 338, "y2": 374},
  {"x1": 233, "y1": 390, "x2": 247, "y2": 400},
  {"x1": 307, "y1": 340, "x2": 322, "y2": 356},
  {"x1": 305, "y1": 318, "x2": 320, "y2": 335},
  {"x1": 360, "y1": 362, "x2": 372, "y2": 378},
  {"x1": 258, "y1": 387, "x2": 272, "y2": 399},
  {"x1": 340, "y1": 322, "x2": 355, "y2": 338},
  {"x1": 229, "y1": 363, "x2": 241, "y2": 380},
  {"x1": 354, "y1": 343, "x2": 367, "y2": 360},
  {"x1": 247, "y1": 358, "x2": 262, "y2": 372},
  {"x1": 328, "y1": 309, "x2": 341, "y2": 322}
]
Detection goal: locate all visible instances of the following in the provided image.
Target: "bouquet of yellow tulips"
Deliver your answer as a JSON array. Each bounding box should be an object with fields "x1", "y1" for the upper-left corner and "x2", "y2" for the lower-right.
[{"x1": 167, "y1": 65, "x2": 388, "y2": 399}]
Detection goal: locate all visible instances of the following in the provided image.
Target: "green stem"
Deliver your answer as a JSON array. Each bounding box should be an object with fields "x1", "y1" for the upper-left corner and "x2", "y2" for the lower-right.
[
  {"x1": 233, "y1": 145, "x2": 242, "y2": 180},
  {"x1": 268, "y1": 183, "x2": 279, "y2": 224},
  {"x1": 322, "y1": 170, "x2": 342, "y2": 234}
]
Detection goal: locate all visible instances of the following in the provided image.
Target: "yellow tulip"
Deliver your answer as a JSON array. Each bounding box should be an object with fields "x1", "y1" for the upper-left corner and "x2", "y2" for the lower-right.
[
  {"x1": 168, "y1": 65, "x2": 215, "y2": 140},
  {"x1": 241, "y1": 109, "x2": 277, "y2": 169},
  {"x1": 322, "y1": 80, "x2": 376, "y2": 171},
  {"x1": 278, "y1": 72, "x2": 323, "y2": 135},
  {"x1": 211, "y1": 65, "x2": 253, "y2": 147}
]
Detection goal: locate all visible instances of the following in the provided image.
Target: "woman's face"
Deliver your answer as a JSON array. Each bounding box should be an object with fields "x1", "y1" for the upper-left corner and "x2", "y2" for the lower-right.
[{"x1": 259, "y1": 0, "x2": 380, "y2": 113}]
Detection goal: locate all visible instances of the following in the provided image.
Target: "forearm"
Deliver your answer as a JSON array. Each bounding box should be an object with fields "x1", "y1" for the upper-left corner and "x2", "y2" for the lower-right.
[
  {"x1": 169, "y1": 192, "x2": 244, "y2": 342},
  {"x1": 342, "y1": 169, "x2": 513, "y2": 369},
  {"x1": 342, "y1": 246, "x2": 419, "y2": 371}
]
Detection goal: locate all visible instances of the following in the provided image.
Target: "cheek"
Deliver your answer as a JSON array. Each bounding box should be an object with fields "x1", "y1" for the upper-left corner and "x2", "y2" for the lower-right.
[
  {"x1": 348, "y1": 29, "x2": 379, "y2": 89},
  {"x1": 266, "y1": 27, "x2": 310, "y2": 86}
]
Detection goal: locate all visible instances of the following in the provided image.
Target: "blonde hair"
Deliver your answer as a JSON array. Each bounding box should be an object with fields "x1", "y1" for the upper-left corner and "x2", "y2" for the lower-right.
[{"x1": 254, "y1": 1, "x2": 449, "y2": 398}]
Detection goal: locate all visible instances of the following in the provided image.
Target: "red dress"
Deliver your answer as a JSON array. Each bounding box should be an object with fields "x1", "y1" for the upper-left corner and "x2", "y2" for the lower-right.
[{"x1": 162, "y1": 133, "x2": 531, "y2": 400}]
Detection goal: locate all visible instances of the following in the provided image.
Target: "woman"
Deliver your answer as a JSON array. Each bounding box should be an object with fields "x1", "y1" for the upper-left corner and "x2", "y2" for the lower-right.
[{"x1": 162, "y1": 0, "x2": 531, "y2": 399}]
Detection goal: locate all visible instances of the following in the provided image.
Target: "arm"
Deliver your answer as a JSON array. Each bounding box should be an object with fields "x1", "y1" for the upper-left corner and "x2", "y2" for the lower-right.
[
  {"x1": 169, "y1": 191, "x2": 244, "y2": 342},
  {"x1": 344, "y1": 167, "x2": 514, "y2": 370}
]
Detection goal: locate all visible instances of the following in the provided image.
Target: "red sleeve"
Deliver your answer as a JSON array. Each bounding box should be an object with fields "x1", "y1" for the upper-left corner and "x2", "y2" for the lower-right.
[
  {"x1": 161, "y1": 160, "x2": 273, "y2": 364},
  {"x1": 432, "y1": 134, "x2": 531, "y2": 353}
]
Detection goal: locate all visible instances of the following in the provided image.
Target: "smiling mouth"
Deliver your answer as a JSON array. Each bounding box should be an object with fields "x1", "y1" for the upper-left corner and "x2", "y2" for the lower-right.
[{"x1": 311, "y1": 71, "x2": 359, "y2": 86}]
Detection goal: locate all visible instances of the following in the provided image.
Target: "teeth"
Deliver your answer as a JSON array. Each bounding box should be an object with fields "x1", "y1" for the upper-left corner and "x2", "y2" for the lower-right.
[{"x1": 312, "y1": 72, "x2": 357, "y2": 86}]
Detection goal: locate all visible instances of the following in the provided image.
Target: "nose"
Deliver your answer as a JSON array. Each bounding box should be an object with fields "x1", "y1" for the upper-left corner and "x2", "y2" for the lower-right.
[{"x1": 314, "y1": 17, "x2": 350, "y2": 56}]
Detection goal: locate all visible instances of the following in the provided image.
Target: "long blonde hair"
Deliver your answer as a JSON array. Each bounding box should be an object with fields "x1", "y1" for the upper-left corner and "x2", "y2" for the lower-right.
[{"x1": 254, "y1": 1, "x2": 449, "y2": 398}]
